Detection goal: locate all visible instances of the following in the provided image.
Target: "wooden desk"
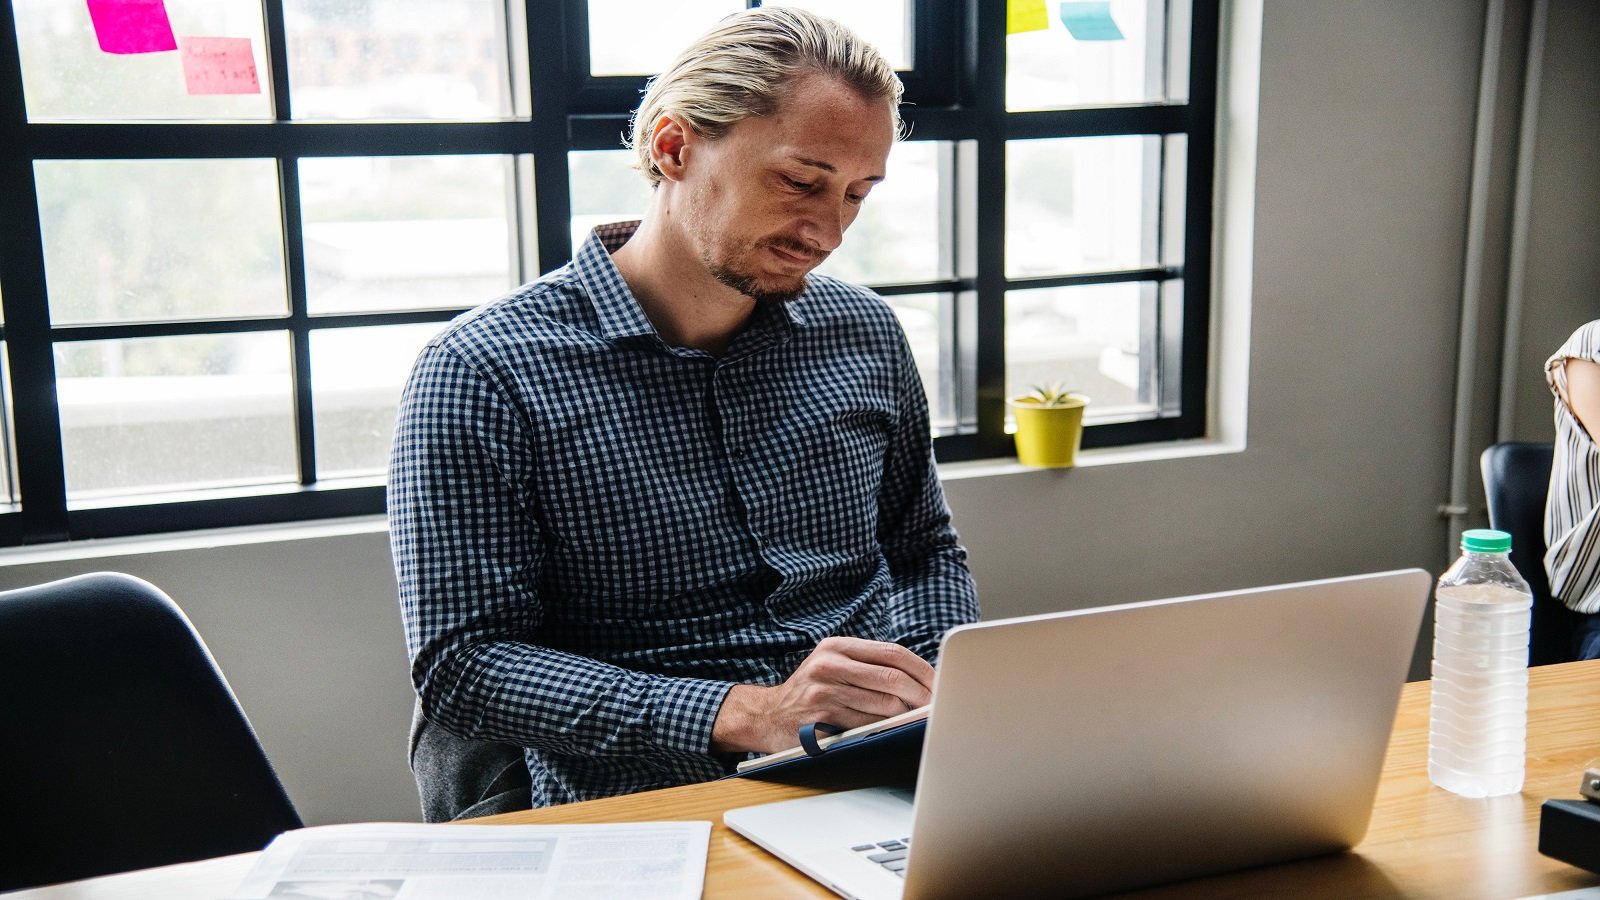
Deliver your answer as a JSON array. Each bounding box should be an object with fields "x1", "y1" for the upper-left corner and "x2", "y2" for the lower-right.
[{"x1": 14, "y1": 661, "x2": 1600, "y2": 899}]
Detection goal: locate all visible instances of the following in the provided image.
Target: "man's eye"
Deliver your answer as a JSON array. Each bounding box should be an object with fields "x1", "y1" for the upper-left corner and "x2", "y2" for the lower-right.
[
  {"x1": 781, "y1": 176, "x2": 812, "y2": 191},
  {"x1": 846, "y1": 193, "x2": 866, "y2": 205}
]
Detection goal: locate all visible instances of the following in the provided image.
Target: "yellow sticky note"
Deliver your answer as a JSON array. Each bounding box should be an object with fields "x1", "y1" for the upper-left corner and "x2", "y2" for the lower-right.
[{"x1": 1007, "y1": 0, "x2": 1049, "y2": 34}]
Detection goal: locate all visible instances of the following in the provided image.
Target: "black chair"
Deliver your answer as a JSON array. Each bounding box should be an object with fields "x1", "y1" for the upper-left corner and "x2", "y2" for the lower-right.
[
  {"x1": 1481, "y1": 441, "x2": 1577, "y2": 666},
  {"x1": 0, "y1": 572, "x2": 303, "y2": 891},
  {"x1": 408, "y1": 698, "x2": 532, "y2": 821}
]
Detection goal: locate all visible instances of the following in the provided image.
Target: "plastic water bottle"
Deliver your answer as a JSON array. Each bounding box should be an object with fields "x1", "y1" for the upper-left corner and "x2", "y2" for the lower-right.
[{"x1": 1427, "y1": 528, "x2": 1532, "y2": 798}]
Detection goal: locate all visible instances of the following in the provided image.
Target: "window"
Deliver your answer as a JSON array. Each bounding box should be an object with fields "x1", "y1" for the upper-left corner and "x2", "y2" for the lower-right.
[{"x1": 0, "y1": 0, "x2": 1217, "y2": 544}]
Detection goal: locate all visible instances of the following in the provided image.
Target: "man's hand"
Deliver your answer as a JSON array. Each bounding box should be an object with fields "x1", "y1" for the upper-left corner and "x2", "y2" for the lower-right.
[{"x1": 710, "y1": 636, "x2": 935, "y2": 755}]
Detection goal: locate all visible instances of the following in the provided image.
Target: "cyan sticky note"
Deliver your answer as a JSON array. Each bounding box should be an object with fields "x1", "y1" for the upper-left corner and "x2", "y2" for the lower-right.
[
  {"x1": 1008, "y1": 0, "x2": 1050, "y2": 35},
  {"x1": 1060, "y1": 1, "x2": 1124, "y2": 41},
  {"x1": 85, "y1": 0, "x2": 178, "y2": 55},
  {"x1": 180, "y1": 37, "x2": 261, "y2": 95}
]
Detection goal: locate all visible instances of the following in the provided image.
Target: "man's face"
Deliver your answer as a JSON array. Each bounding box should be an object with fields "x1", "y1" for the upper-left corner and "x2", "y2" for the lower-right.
[{"x1": 669, "y1": 73, "x2": 897, "y2": 306}]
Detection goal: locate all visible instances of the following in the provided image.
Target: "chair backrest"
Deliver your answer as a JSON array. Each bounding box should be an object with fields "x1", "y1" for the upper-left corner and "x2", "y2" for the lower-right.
[
  {"x1": 408, "y1": 699, "x2": 532, "y2": 821},
  {"x1": 0, "y1": 572, "x2": 302, "y2": 891},
  {"x1": 1480, "y1": 441, "x2": 1576, "y2": 666}
]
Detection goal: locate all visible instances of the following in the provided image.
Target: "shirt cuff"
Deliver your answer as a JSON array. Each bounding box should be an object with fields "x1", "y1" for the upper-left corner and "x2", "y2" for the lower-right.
[{"x1": 646, "y1": 676, "x2": 735, "y2": 755}]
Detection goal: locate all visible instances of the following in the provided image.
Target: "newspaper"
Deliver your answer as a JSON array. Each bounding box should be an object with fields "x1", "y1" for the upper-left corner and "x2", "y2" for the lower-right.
[{"x1": 227, "y1": 821, "x2": 712, "y2": 900}]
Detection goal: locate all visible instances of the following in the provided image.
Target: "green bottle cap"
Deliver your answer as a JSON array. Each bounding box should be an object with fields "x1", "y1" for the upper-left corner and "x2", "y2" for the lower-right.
[{"x1": 1461, "y1": 528, "x2": 1512, "y2": 553}]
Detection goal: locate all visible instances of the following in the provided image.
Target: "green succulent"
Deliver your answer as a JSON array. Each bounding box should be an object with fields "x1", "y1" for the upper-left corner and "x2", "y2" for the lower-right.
[{"x1": 1013, "y1": 382, "x2": 1083, "y2": 407}]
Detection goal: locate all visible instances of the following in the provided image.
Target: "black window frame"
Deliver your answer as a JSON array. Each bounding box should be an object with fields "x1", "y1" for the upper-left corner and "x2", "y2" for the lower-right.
[{"x1": 0, "y1": 0, "x2": 1217, "y2": 546}]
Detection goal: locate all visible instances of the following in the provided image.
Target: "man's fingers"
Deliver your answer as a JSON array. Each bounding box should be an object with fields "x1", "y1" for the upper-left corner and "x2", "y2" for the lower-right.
[
  {"x1": 818, "y1": 635, "x2": 935, "y2": 672},
  {"x1": 720, "y1": 636, "x2": 940, "y2": 753},
  {"x1": 842, "y1": 658, "x2": 931, "y2": 708},
  {"x1": 812, "y1": 637, "x2": 936, "y2": 698},
  {"x1": 819, "y1": 635, "x2": 928, "y2": 666},
  {"x1": 791, "y1": 681, "x2": 916, "y2": 728}
]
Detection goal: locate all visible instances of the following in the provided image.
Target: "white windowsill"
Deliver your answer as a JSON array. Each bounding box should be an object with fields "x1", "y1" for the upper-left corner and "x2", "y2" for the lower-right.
[
  {"x1": 939, "y1": 434, "x2": 1245, "y2": 480},
  {"x1": 0, "y1": 514, "x2": 391, "y2": 568}
]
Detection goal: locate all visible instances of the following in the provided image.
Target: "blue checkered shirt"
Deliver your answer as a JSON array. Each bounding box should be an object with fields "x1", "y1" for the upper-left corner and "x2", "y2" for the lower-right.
[{"x1": 389, "y1": 221, "x2": 979, "y2": 806}]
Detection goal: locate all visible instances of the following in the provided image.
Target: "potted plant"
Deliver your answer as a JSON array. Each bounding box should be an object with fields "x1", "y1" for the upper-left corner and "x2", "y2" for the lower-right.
[{"x1": 1007, "y1": 382, "x2": 1090, "y2": 468}]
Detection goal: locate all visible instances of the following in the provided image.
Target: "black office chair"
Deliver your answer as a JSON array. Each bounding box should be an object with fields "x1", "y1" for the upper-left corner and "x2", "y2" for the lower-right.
[
  {"x1": 0, "y1": 572, "x2": 303, "y2": 891},
  {"x1": 1481, "y1": 441, "x2": 1577, "y2": 666}
]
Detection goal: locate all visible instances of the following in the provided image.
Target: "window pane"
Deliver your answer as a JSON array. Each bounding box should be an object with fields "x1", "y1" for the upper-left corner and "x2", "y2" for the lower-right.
[
  {"x1": 886, "y1": 293, "x2": 956, "y2": 432},
  {"x1": 55, "y1": 333, "x2": 297, "y2": 499},
  {"x1": 0, "y1": 290, "x2": 10, "y2": 507},
  {"x1": 1007, "y1": 0, "x2": 1165, "y2": 112},
  {"x1": 1005, "y1": 135, "x2": 1165, "y2": 278},
  {"x1": 1005, "y1": 282, "x2": 1155, "y2": 419},
  {"x1": 13, "y1": 0, "x2": 272, "y2": 121},
  {"x1": 35, "y1": 159, "x2": 288, "y2": 325},
  {"x1": 568, "y1": 150, "x2": 654, "y2": 250},
  {"x1": 300, "y1": 155, "x2": 523, "y2": 314},
  {"x1": 816, "y1": 141, "x2": 947, "y2": 285},
  {"x1": 587, "y1": 0, "x2": 742, "y2": 77},
  {"x1": 311, "y1": 323, "x2": 440, "y2": 479},
  {"x1": 0, "y1": 343, "x2": 16, "y2": 506},
  {"x1": 285, "y1": 0, "x2": 522, "y2": 120},
  {"x1": 761, "y1": 0, "x2": 911, "y2": 69}
]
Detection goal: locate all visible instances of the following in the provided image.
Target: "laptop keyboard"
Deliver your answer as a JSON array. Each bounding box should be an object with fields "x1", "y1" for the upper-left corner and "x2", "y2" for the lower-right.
[{"x1": 850, "y1": 836, "x2": 912, "y2": 878}]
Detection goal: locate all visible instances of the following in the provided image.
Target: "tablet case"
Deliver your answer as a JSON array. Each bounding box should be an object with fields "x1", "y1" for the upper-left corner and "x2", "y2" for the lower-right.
[{"x1": 728, "y1": 717, "x2": 925, "y2": 790}]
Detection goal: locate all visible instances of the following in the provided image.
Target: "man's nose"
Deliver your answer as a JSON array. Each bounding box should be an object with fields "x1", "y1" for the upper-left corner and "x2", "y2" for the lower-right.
[{"x1": 798, "y1": 195, "x2": 847, "y2": 253}]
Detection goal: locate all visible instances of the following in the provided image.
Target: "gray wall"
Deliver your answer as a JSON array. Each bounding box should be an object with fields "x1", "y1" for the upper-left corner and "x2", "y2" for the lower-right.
[
  {"x1": 1, "y1": 0, "x2": 1594, "y2": 827},
  {"x1": 1506, "y1": 0, "x2": 1600, "y2": 438}
]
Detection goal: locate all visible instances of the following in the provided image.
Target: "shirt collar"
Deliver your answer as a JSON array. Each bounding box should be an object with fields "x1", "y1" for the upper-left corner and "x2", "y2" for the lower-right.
[
  {"x1": 575, "y1": 221, "x2": 659, "y2": 342},
  {"x1": 574, "y1": 221, "x2": 807, "y2": 352}
]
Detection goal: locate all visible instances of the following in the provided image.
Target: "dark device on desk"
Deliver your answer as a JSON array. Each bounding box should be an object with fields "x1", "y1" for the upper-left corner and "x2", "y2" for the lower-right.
[
  {"x1": 1539, "y1": 766, "x2": 1600, "y2": 875},
  {"x1": 732, "y1": 716, "x2": 925, "y2": 790}
]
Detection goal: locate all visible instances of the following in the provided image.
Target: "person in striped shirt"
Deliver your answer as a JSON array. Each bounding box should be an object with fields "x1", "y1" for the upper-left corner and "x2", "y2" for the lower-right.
[{"x1": 1544, "y1": 319, "x2": 1600, "y2": 660}]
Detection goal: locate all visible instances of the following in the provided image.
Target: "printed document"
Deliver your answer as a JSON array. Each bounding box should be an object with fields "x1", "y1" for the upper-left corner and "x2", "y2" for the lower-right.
[{"x1": 227, "y1": 820, "x2": 711, "y2": 900}]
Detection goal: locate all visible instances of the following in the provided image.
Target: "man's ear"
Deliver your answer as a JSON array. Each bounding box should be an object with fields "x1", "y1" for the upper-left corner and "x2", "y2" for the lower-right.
[{"x1": 650, "y1": 114, "x2": 692, "y2": 182}]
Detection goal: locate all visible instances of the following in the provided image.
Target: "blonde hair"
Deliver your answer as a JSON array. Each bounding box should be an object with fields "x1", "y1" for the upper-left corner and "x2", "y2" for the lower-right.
[{"x1": 626, "y1": 7, "x2": 904, "y2": 187}]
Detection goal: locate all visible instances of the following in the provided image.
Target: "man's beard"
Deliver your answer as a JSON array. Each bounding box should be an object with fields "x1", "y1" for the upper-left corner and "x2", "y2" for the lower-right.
[{"x1": 705, "y1": 236, "x2": 825, "y2": 308}]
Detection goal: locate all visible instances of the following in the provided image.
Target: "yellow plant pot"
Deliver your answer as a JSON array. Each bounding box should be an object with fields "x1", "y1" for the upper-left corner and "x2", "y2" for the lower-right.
[{"x1": 1008, "y1": 395, "x2": 1088, "y2": 468}]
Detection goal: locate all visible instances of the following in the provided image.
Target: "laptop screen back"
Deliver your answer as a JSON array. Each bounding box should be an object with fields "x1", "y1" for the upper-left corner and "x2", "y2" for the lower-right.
[{"x1": 902, "y1": 569, "x2": 1430, "y2": 898}]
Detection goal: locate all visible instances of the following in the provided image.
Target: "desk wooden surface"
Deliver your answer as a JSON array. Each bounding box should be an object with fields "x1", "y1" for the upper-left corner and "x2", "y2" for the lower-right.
[{"x1": 14, "y1": 661, "x2": 1600, "y2": 899}]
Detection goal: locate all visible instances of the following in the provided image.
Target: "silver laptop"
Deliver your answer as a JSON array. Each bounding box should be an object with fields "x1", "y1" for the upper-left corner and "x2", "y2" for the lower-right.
[{"x1": 724, "y1": 569, "x2": 1431, "y2": 899}]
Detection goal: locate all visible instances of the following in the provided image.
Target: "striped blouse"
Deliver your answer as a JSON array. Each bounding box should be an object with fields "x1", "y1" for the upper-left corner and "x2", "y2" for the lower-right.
[{"x1": 1544, "y1": 320, "x2": 1600, "y2": 615}]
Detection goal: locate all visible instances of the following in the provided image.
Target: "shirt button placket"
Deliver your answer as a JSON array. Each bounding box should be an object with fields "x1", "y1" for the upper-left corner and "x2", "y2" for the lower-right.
[{"x1": 714, "y1": 366, "x2": 767, "y2": 554}]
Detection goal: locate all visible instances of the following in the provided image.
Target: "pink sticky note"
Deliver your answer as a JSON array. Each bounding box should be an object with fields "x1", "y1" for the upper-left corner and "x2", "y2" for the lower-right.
[
  {"x1": 85, "y1": 0, "x2": 178, "y2": 54},
  {"x1": 179, "y1": 37, "x2": 261, "y2": 95}
]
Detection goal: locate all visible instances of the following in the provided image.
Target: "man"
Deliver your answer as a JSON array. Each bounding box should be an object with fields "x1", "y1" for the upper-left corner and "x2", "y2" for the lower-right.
[{"x1": 389, "y1": 7, "x2": 979, "y2": 808}]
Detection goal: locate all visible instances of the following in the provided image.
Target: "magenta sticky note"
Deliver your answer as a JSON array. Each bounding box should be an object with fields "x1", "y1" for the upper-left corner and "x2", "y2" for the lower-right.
[
  {"x1": 180, "y1": 37, "x2": 262, "y2": 95},
  {"x1": 85, "y1": 0, "x2": 178, "y2": 55}
]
